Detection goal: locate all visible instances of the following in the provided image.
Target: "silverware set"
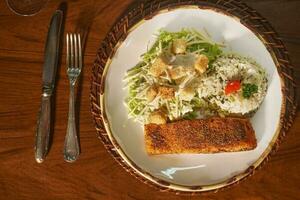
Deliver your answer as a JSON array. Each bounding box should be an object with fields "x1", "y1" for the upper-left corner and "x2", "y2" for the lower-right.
[{"x1": 35, "y1": 10, "x2": 82, "y2": 163}]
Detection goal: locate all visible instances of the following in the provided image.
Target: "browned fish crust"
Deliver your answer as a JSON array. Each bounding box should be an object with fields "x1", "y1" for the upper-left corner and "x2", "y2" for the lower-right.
[{"x1": 144, "y1": 117, "x2": 257, "y2": 155}]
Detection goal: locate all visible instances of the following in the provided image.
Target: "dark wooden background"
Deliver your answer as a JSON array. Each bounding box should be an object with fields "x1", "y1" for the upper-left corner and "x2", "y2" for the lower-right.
[{"x1": 0, "y1": 0, "x2": 299, "y2": 199}]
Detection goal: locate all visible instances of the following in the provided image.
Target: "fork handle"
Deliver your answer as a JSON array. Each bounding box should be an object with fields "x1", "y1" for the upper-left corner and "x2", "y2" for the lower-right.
[
  {"x1": 64, "y1": 85, "x2": 80, "y2": 162},
  {"x1": 35, "y1": 93, "x2": 51, "y2": 163}
]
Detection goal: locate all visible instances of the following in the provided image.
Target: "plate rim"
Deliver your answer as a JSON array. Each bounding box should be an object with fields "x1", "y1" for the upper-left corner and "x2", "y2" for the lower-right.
[{"x1": 90, "y1": 0, "x2": 297, "y2": 194}]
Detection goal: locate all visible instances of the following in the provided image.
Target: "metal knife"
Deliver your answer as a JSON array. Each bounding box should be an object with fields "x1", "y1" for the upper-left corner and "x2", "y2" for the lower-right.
[{"x1": 35, "y1": 10, "x2": 63, "y2": 163}]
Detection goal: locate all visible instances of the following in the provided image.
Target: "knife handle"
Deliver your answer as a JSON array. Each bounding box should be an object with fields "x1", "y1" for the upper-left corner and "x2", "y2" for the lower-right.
[{"x1": 35, "y1": 93, "x2": 51, "y2": 163}]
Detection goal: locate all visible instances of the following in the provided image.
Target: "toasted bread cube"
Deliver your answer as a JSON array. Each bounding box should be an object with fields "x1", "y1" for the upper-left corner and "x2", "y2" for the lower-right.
[
  {"x1": 149, "y1": 57, "x2": 168, "y2": 77},
  {"x1": 148, "y1": 110, "x2": 167, "y2": 124},
  {"x1": 146, "y1": 86, "x2": 158, "y2": 102},
  {"x1": 179, "y1": 87, "x2": 195, "y2": 101},
  {"x1": 194, "y1": 54, "x2": 209, "y2": 74},
  {"x1": 174, "y1": 77, "x2": 185, "y2": 85},
  {"x1": 158, "y1": 86, "x2": 175, "y2": 100},
  {"x1": 172, "y1": 39, "x2": 187, "y2": 54},
  {"x1": 169, "y1": 66, "x2": 194, "y2": 80},
  {"x1": 168, "y1": 66, "x2": 185, "y2": 80}
]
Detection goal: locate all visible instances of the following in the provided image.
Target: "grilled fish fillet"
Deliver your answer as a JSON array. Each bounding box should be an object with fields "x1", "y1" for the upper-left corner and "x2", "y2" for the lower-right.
[{"x1": 144, "y1": 117, "x2": 257, "y2": 155}]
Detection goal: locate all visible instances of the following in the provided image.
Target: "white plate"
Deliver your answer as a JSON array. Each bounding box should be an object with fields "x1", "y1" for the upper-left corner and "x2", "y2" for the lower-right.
[{"x1": 101, "y1": 7, "x2": 282, "y2": 191}]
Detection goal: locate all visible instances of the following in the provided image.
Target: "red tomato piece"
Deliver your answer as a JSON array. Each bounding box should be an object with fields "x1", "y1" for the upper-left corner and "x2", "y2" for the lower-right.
[{"x1": 225, "y1": 80, "x2": 241, "y2": 95}]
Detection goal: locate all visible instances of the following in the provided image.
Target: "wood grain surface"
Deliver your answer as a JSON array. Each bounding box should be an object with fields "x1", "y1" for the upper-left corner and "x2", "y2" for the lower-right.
[{"x1": 0, "y1": 0, "x2": 299, "y2": 199}]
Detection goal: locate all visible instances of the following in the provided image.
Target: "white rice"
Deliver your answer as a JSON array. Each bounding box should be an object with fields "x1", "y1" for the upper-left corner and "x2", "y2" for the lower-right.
[{"x1": 197, "y1": 54, "x2": 268, "y2": 115}]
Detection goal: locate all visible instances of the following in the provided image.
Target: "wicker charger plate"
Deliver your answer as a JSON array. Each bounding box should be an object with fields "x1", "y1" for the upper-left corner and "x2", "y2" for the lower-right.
[{"x1": 90, "y1": 0, "x2": 297, "y2": 194}]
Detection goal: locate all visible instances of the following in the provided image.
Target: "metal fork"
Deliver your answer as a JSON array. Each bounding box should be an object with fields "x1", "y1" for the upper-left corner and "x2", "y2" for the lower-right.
[{"x1": 63, "y1": 33, "x2": 82, "y2": 162}]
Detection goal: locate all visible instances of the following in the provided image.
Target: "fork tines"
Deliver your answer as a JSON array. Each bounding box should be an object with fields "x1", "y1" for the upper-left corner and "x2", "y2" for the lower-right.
[{"x1": 66, "y1": 33, "x2": 82, "y2": 70}]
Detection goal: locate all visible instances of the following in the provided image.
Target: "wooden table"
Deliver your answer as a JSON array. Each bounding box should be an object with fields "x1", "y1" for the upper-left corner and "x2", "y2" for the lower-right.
[{"x1": 0, "y1": 0, "x2": 299, "y2": 199}]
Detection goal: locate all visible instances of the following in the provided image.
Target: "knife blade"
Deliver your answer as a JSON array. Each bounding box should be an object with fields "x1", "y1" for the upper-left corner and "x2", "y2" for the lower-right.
[{"x1": 35, "y1": 10, "x2": 63, "y2": 163}]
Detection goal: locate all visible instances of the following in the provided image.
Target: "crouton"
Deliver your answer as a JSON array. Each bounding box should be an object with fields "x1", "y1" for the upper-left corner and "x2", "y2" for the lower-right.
[
  {"x1": 168, "y1": 66, "x2": 194, "y2": 80},
  {"x1": 148, "y1": 110, "x2": 167, "y2": 124},
  {"x1": 172, "y1": 39, "x2": 187, "y2": 54},
  {"x1": 194, "y1": 54, "x2": 209, "y2": 74},
  {"x1": 175, "y1": 77, "x2": 185, "y2": 85},
  {"x1": 146, "y1": 86, "x2": 158, "y2": 102},
  {"x1": 179, "y1": 87, "x2": 195, "y2": 101},
  {"x1": 158, "y1": 86, "x2": 175, "y2": 100},
  {"x1": 168, "y1": 66, "x2": 186, "y2": 80},
  {"x1": 149, "y1": 57, "x2": 169, "y2": 77}
]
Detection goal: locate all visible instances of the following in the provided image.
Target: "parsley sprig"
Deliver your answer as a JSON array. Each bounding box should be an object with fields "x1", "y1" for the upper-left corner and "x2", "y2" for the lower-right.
[{"x1": 242, "y1": 84, "x2": 258, "y2": 98}]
